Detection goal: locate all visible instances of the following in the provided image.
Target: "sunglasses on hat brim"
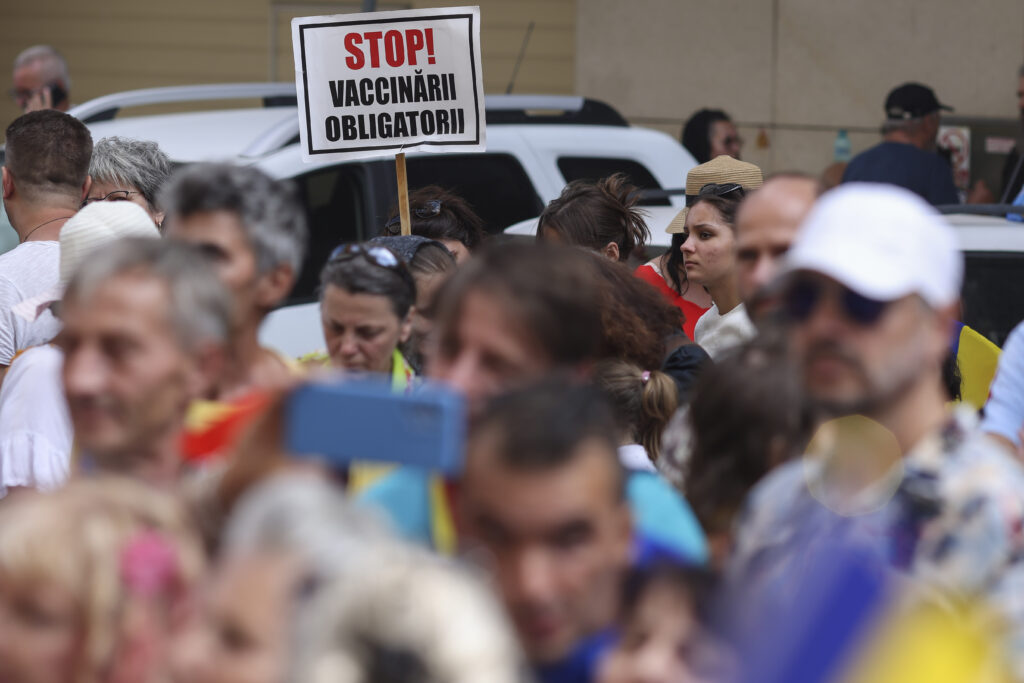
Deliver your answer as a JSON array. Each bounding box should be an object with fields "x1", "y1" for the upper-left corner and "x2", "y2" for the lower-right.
[{"x1": 685, "y1": 182, "x2": 746, "y2": 207}]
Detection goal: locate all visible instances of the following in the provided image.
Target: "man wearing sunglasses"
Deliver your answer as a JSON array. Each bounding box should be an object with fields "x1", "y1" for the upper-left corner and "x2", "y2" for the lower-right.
[{"x1": 729, "y1": 184, "x2": 1024, "y2": 674}]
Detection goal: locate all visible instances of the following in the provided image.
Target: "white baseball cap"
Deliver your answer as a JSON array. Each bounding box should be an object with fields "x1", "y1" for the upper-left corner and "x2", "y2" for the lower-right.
[
  {"x1": 13, "y1": 201, "x2": 160, "y2": 322},
  {"x1": 780, "y1": 183, "x2": 962, "y2": 307}
]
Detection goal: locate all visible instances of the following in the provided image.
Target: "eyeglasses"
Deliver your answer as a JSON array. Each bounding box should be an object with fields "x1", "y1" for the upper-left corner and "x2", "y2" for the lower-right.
[
  {"x1": 685, "y1": 183, "x2": 745, "y2": 207},
  {"x1": 782, "y1": 278, "x2": 890, "y2": 326},
  {"x1": 8, "y1": 88, "x2": 32, "y2": 104},
  {"x1": 383, "y1": 199, "x2": 443, "y2": 234},
  {"x1": 328, "y1": 243, "x2": 401, "y2": 268},
  {"x1": 81, "y1": 189, "x2": 140, "y2": 208}
]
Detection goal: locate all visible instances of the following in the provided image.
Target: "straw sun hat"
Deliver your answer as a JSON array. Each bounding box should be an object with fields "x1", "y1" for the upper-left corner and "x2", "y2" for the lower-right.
[{"x1": 666, "y1": 155, "x2": 764, "y2": 234}]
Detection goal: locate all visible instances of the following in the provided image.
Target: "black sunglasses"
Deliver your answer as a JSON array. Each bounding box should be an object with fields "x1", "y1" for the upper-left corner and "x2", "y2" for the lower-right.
[
  {"x1": 782, "y1": 278, "x2": 889, "y2": 326},
  {"x1": 685, "y1": 182, "x2": 746, "y2": 207},
  {"x1": 383, "y1": 199, "x2": 443, "y2": 233}
]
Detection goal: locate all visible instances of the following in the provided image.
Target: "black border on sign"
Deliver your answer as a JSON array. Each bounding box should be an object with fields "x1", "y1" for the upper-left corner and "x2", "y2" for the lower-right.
[{"x1": 298, "y1": 13, "x2": 481, "y2": 155}]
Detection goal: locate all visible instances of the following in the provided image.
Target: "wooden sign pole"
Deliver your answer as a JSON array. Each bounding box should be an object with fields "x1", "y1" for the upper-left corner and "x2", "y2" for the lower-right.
[{"x1": 396, "y1": 153, "x2": 411, "y2": 236}]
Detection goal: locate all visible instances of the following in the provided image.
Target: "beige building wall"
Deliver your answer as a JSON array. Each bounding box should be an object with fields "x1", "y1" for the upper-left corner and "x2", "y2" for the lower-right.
[
  {"x1": 0, "y1": 0, "x2": 574, "y2": 129},
  {"x1": 577, "y1": 0, "x2": 1024, "y2": 177},
  {"x1": 5, "y1": 0, "x2": 1022, "y2": 179}
]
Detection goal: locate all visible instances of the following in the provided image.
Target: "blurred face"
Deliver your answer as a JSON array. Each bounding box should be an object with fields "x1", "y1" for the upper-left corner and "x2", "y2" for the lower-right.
[
  {"x1": 321, "y1": 284, "x2": 410, "y2": 374},
  {"x1": 461, "y1": 434, "x2": 632, "y2": 664},
  {"x1": 1017, "y1": 75, "x2": 1024, "y2": 121},
  {"x1": 84, "y1": 179, "x2": 161, "y2": 225},
  {"x1": 598, "y1": 581, "x2": 728, "y2": 683},
  {"x1": 58, "y1": 273, "x2": 209, "y2": 467},
  {"x1": 0, "y1": 573, "x2": 80, "y2": 683},
  {"x1": 172, "y1": 553, "x2": 299, "y2": 683},
  {"x1": 429, "y1": 290, "x2": 553, "y2": 408},
  {"x1": 785, "y1": 274, "x2": 944, "y2": 415},
  {"x1": 735, "y1": 178, "x2": 818, "y2": 302},
  {"x1": 166, "y1": 211, "x2": 264, "y2": 322},
  {"x1": 679, "y1": 201, "x2": 736, "y2": 290},
  {"x1": 407, "y1": 270, "x2": 449, "y2": 363},
  {"x1": 439, "y1": 239, "x2": 470, "y2": 264},
  {"x1": 708, "y1": 120, "x2": 741, "y2": 160},
  {"x1": 11, "y1": 61, "x2": 66, "y2": 113}
]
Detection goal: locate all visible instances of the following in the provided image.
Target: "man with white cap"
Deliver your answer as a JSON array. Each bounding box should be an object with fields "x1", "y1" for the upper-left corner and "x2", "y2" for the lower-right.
[
  {"x1": 0, "y1": 201, "x2": 159, "y2": 497},
  {"x1": 729, "y1": 183, "x2": 1024, "y2": 674}
]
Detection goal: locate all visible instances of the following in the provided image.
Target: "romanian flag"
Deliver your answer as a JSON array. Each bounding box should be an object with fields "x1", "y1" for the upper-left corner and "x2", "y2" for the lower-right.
[{"x1": 180, "y1": 392, "x2": 273, "y2": 463}]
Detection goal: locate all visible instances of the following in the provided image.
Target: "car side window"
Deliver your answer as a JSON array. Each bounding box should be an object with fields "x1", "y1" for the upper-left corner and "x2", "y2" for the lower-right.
[
  {"x1": 962, "y1": 252, "x2": 1024, "y2": 346},
  {"x1": 289, "y1": 165, "x2": 368, "y2": 303},
  {"x1": 404, "y1": 153, "x2": 543, "y2": 233},
  {"x1": 557, "y1": 157, "x2": 670, "y2": 206}
]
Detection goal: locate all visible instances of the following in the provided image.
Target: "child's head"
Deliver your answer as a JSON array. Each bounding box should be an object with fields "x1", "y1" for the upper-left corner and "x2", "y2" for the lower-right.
[
  {"x1": 593, "y1": 359, "x2": 678, "y2": 464},
  {"x1": 0, "y1": 477, "x2": 204, "y2": 683},
  {"x1": 599, "y1": 563, "x2": 731, "y2": 683}
]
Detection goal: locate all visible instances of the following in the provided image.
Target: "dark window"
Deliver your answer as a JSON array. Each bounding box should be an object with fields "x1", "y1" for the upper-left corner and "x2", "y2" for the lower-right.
[
  {"x1": 404, "y1": 154, "x2": 543, "y2": 233},
  {"x1": 557, "y1": 157, "x2": 670, "y2": 206},
  {"x1": 961, "y1": 252, "x2": 1024, "y2": 346},
  {"x1": 289, "y1": 164, "x2": 369, "y2": 303}
]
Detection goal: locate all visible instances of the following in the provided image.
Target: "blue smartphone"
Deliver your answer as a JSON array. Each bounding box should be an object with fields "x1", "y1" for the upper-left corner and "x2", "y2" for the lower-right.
[{"x1": 285, "y1": 377, "x2": 465, "y2": 474}]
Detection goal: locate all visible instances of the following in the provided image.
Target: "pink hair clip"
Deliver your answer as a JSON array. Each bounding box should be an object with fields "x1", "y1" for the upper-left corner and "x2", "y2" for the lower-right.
[
  {"x1": 641, "y1": 370, "x2": 651, "y2": 384},
  {"x1": 120, "y1": 530, "x2": 179, "y2": 598}
]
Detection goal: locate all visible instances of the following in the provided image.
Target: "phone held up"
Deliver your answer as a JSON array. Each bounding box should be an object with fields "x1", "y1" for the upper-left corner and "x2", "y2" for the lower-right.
[{"x1": 285, "y1": 376, "x2": 465, "y2": 475}]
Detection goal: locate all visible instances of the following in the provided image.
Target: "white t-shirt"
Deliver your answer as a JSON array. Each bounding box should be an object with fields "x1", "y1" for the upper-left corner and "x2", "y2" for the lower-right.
[
  {"x1": 982, "y1": 321, "x2": 1024, "y2": 447},
  {"x1": 0, "y1": 345, "x2": 72, "y2": 497},
  {"x1": 693, "y1": 302, "x2": 756, "y2": 359},
  {"x1": 0, "y1": 241, "x2": 61, "y2": 365},
  {"x1": 618, "y1": 443, "x2": 657, "y2": 473}
]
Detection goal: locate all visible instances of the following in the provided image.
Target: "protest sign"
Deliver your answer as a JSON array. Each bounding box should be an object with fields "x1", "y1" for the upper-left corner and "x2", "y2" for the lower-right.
[{"x1": 292, "y1": 6, "x2": 486, "y2": 163}]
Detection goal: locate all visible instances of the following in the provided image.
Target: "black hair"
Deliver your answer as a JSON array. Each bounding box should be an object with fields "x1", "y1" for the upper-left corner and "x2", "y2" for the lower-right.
[
  {"x1": 4, "y1": 109, "x2": 92, "y2": 199},
  {"x1": 664, "y1": 192, "x2": 744, "y2": 296},
  {"x1": 537, "y1": 173, "x2": 650, "y2": 261},
  {"x1": 942, "y1": 352, "x2": 962, "y2": 402},
  {"x1": 681, "y1": 109, "x2": 733, "y2": 164},
  {"x1": 369, "y1": 235, "x2": 456, "y2": 277},
  {"x1": 472, "y1": 380, "x2": 625, "y2": 498},
  {"x1": 436, "y1": 243, "x2": 604, "y2": 368},
  {"x1": 678, "y1": 338, "x2": 815, "y2": 536},
  {"x1": 318, "y1": 244, "x2": 417, "y2": 319},
  {"x1": 620, "y1": 562, "x2": 718, "y2": 625},
  {"x1": 382, "y1": 185, "x2": 485, "y2": 251}
]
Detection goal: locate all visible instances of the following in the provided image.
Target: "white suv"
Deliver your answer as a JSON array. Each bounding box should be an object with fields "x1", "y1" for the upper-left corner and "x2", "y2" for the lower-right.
[{"x1": 66, "y1": 83, "x2": 696, "y2": 356}]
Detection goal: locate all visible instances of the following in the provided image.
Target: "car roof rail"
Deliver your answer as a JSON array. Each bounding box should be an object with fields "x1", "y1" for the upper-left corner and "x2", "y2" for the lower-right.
[
  {"x1": 937, "y1": 204, "x2": 1022, "y2": 217},
  {"x1": 241, "y1": 115, "x2": 302, "y2": 157},
  {"x1": 240, "y1": 93, "x2": 632, "y2": 157},
  {"x1": 69, "y1": 83, "x2": 297, "y2": 123},
  {"x1": 485, "y1": 95, "x2": 629, "y2": 126}
]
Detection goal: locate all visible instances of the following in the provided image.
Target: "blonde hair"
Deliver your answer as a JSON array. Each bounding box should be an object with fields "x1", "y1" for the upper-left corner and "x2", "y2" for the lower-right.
[
  {"x1": 593, "y1": 359, "x2": 678, "y2": 463},
  {"x1": 0, "y1": 477, "x2": 204, "y2": 683}
]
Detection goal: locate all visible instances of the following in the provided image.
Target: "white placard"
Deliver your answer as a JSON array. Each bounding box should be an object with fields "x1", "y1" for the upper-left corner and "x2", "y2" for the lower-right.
[{"x1": 292, "y1": 6, "x2": 485, "y2": 162}]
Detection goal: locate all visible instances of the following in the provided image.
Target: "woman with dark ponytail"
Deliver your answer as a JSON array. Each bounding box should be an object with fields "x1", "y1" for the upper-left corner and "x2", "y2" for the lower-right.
[
  {"x1": 593, "y1": 359, "x2": 679, "y2": 471},
  {"x1": 594, "y1": 358, "x2": 705, "y2": 561},
  {"x1": 537, "y1": 173, "x2": 650, "y2": 262}
]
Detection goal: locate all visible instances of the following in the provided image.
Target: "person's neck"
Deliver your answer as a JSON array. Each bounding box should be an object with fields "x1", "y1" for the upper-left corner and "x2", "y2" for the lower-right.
[
  {"x1": 706, "y1": 278, "x2": 741, "y2": 316},
  {"x1": 101, "y1": 428, "x2": 184, "y2": 489},
  {"x1": 884, "y1": 130, "x2": 928, "y2": 151},
  {"x1": 866, "y1": 373, "x2": 948, "y2": 455},
  {"x1": 216, "y1": 319, "x2": 288, "y2": 400},
  {"x1": 14, "y1": 205, "x2": 77, "y2": 242}
]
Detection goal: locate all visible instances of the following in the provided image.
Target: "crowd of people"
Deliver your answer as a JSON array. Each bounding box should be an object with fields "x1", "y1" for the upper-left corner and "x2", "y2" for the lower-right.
[{"x1": 6, "y1": 42, "x2": 1024, "y2": 683}]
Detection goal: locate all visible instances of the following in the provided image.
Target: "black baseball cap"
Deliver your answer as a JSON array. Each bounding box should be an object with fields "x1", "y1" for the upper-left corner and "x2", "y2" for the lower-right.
[{"x1": 885, "y1": 83, "x2": 953, "y2": 120}]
